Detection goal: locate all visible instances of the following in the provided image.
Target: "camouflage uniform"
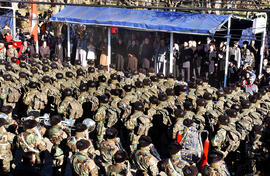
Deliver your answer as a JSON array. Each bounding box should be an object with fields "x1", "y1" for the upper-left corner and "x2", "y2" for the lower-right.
[
  {"x1": 67, "y1": 134, "x2": 95, "y2": 155},
  {"x1": 99, "y1": 138, "x2": 121, "y2": 166},
  {"x1": 163, "y1": 155, "x2": 190, "y2": 176},
  {"x1": 58, "y1": 96, "x2": 83, "y2": 120},
  {"x1": 7, "y1": 45, "x2": 18, "y2": 61},
  {"x1": 0, "y1": 43, "x2": 6, "y2": 59},
  {"x1": 107, "y1": 162, "x2": 132, "y2": 176},
  {"x1": 0, "y1": 79, "x2": 21, "y2": 108},
  {"x1": 72, "y1": 152, "x2": 99, "y2": 176}
]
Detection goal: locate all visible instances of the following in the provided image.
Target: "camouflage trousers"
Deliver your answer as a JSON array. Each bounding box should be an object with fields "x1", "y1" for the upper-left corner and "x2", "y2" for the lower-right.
[{"x1": 0, "y1": 154, "x2": 12, "y2": 173}]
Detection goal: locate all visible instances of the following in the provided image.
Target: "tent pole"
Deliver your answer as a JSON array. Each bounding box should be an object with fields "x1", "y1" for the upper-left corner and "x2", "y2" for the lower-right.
[
  {"x1": 108, "y1": 27, "x2": 111, "y2": 72},
  {"x1": 12, "y1": 8, "x2": 16, "y2": 38},
  {"x1": 259, "y1": 29, "x2": 266, "y2": 75},
  {"x1": 169, "y1": 32, "x2": 173, "y2": 74},
  {"x1": 67, "y1": 24, "x2": 71, "y2": 58},
  {"x1": 224, "y1": 16, "x2": 232, "y2": 88}
]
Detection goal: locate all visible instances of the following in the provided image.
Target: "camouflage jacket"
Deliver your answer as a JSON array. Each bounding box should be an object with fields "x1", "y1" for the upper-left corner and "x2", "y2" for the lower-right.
[
  {"x1": 0, "y1": 130, "x2": 15, "y2": 160},
  {"x1": 18, "y1": 130, "x2": 47, "y2": 153},
  {"x1": 107, "y1": 162, "x2": 132, "y2": 176},
  {"x1": 72, "y1": 152, "x2": 98, "y2": 176},
  {"x1": 99, "y1": 138, "x2": 121, "y2": 163},
  {"x1": 48, "y1": 125, "x2": 68, "y2": 145},
  {"x1": 163, "y1": 155, "x2": 190, "y2": 176}
]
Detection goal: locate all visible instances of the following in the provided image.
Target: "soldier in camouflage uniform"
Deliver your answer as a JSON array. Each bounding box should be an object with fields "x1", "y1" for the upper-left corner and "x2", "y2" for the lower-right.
[
  {"x1": 124, "y1": 101, "x2": 152, "y2": 152},
  {"x1": 0, "y1": 118, "x2": 15, "y2": 173},
  {"x1": 71, "y1": 139, "x2": 99, "y2": 176},
  {"x1": 194, "y1": 98, "x2": 206, "y2": 130},
  {"x1": 162, "y1": 142, "x2": 190, "y2": 176},
  {"x1": 78, "y1": 83, "x2": 99, "y2": 113},
  {"x1": 172, "y1": 109, "x2": 186, "y2": 140},
  {"x1": 107, "y1": 150, "x2": 132, "y2": 176},
  {"x1": 23, "y1": 81, "x2": 48, "y2": 114},
  {"x1": 47, "y1": 115, "x2": 68, "y2": 169},
  {"x1": 0, "y1": 40, "x2": 6, "y2": 60},
  {"x1": 6, "y1": 43, "x2": 18, "y2": 62},
  {"x1": 133, "y1": 136, "x2": 160, "y2": 176},
  {"x1": 99, "y1": 128, "x2": 122, "y2": 169},
  {"x1": 58, "y1": 88, "x2": 83, "y2": 120}
]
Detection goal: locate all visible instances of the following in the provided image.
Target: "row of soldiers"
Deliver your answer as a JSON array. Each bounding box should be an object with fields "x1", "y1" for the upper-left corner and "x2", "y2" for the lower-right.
[{"x1": 0, "y1": 53, "x2": 269, "y2": 175}]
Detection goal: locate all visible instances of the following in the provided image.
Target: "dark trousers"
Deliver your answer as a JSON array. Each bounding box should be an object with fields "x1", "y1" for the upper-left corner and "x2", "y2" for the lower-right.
[{"x1": 181, "y1": 66, "x2": 190, "y2": 82}]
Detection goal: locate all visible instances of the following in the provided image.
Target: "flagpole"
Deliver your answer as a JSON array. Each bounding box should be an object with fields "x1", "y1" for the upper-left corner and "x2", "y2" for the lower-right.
[{"x1": 36, "y1": 40, "x2": 39, "y2": 54}]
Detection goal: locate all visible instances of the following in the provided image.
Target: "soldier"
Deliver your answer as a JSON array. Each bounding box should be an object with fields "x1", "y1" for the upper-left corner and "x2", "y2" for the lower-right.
[
  {"x1": 0, "y1": 40, "x2": 6, "y2": 60},
  {"x1": 10, "y1": 57, "x2": 20, "y2": 71},
  {"x1": 147, "y1": 96, "x2": 159, "y2": 117},
  {"x1": 23, "y1": 81, "x2": 48, "y2": 114},
  {"x1": 94, "y1": 95, "x2": 117, "y2": 143},
  {"x1": 0, "y1": 118, "x2": 15, "y2": 173},
  {"x1": 194, "y1": 98, "x2": 206, "y2": 130},
  {"x1": 172, "y1": 109, "x2": 186, "y2": 140},
  {"x1": 87, "y1": 80, "x2": 97, "y2": 96},
  {"x1": 164, "y1": 73, "x2": 176, "y2": 88},
  {"x1": 97, "y1": 75, "x2": 108, "y2": 95},
  {"x1": 215, "y1": 90, "x2": 227, "y2": 114},
  {"x1": 58, "y1": 88, "x2": 83, "y2": 120},
  {"x1": 6, "y1": 42, "x2": 18, "y2": 61},
  {"x1": 211, "y1": 115, "x2": 241, "y2": 157},
  {"x1": 87, "y1": 67, "x2": 96, "y2": 81},
  {"x1": 47, "y1": 115, "x2": 68, "y2": 170},
  {"x1": 166, "y1": 88, "x2": 177, "y2": 110},
  {"x1": 203, "y1": 150, "x2": 230, "y2": 176},
  {"x1": 78, "y1": 83, "x2": 99, "y2": 113},
  {"x1": 203, "y1": 92, "x2": 214, "y2": 111},
  {"x1": 133, "y1": 136, "x2": 160, "y2": 175},
  {"x1": 67, "y1": 123, "x2": 95, "y2": 156},
  {"x1": 109, "y1": 89, "x2": 122, "y2": 116},
  {"x1": 76, "y1": 68, "x2": 86, "y2": 85},
  {"x1": 183, "y1": 100, "x2": 195, "y2": 120},
  {"x1": 0, "y1": 74, "x2": 21, "y2": 108},
  {"x1": 17, "y1": 119, "x2": 47, "y2": 163},
  {"x1": 175, "y1": 85, "x2": 188, "y2": 109},
  {"x1": 71, "y1": 139, "x2": 99, "y2": 176},
  {"x1": 162, "y1": 142, "x2": 190, "y2": 176},
  {"x1": 124, "y1": 101, "x2": 152, "y2": 152},
  {"x1": 53, "y1": 73, "x2": 65, "y2": 91},
  {"x1": 107, "y1": 150, "x2": 132, "y2": 176},
  {"x1": 65, "y1": 71, "x2": 79, "y2": 90},
  {"x1": 99, "y1": 128, "x2": 122, "y2": 169}
]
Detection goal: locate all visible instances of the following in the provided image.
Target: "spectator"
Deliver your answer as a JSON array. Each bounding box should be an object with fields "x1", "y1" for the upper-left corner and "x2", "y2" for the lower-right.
[
  {"x1": 100, "y1": 38, "x2": 108, "y2": 68},
  {"x1": 206, "y1": 43, "x2": 216, "y2": 80},
  {"x1": 173, "y1": 42, "x2": 180, "y2": 79},
  {"x1": 243, "y1": 77, "x2": 258, "y2": 95},
  {"x1": 54, "y1": 38, "x2": 64, "y2": 62},
  {"x1": 155, "y1": 39, "x2": 168, "y2": 73},
  {"x1": 76, "y1": 34, "x2": 87, "y2": 67},
  {"x1": 230, "y1": 41, "x2": 241, "y2": 68},
  {"x1": 180, "y1": 41, "x2": 193, "y2": 82},
  {"x1": 217, "y1": 51, "x2": 225, "y2": 88},
  {"x1": 115, "y1": 38, "x2": 126, "y2": 71},
  {"x1": 40, "y1": 41, "x2": 50, "y2": 60},
  {"x1": 87, "y1": 36, "x2": 96, "y2": 61},
  {"x1": 141, "y1": 37, "x2": 153, "y2": 70},
  {"x1": 127, "y1": 39, "x2": 139, "y2": 72},
  {"x1": 5, "y1": 33, "x2": 12, "y2": 43}
]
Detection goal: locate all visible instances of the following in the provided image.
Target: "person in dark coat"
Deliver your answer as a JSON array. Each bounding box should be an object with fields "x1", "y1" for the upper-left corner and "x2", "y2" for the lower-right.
[
  {"x1": 206, "y1": 44, "x2": 216, "y2": 80},
  {"x1": 54, "y1": 38, "x2": 64, "y2": 62},
  {"x1": 115, "y1": 38, "x2": 126, "y2": 71},
  {"x1": 180, "y1": 41, "x2": 193, "y2": 82},
  {"x1": 127, "y1": 39, "x2": 139, "y2": 72},
  {"x1": 141, "y1": 37, "x2": 153, "y2": 70}
]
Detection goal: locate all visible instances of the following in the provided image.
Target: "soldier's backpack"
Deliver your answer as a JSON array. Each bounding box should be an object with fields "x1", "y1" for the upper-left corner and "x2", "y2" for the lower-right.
[
  {"x1": 69, "y1": 100, "x2": 83, "y2": 119},
  {"x1": 221, "y1": 125, "x2": 241, "y2": 152}
]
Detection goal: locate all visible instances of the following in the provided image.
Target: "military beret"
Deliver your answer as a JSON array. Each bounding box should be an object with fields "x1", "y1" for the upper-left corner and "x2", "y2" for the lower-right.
[
  {"x1": 158, "y1": 92, "x2": 168, "y2": 101},
  {"x1": 50, "y1": 62, "x2": 58, "y2": 69},
  {"x1": 168, "y1": 142, "x2": 182, "y2": 155},
  {"x1": 254, "y1": 93, "x2": 262, "y2": 100},
  {"x1": 167, "y1": 73, "x2": 174, "y2": 79},
  {"x1": 253, "y1": 125, "x2": 263, "y2": 135},
  {"x1": 98, "y1": 65, "x2": 104, "y2": 71},
  {"x1": 30, "y1": 61, "x2": 37, "y2": 67},
  {"x1": 28, "y1": 81, "x2": 38, "y2": 89},
  {"x1": 42, "y1": 66, "x2": 49, "y2": 72},
  {"x1": 62, "y1": 62, "x2": 69, "y2": 67},
  {"x1": 180, "y1": 85, "x2": 188, "y2": 92},
  {"x1": 50, "y1": 115, "x2": 62, "y2": 126},
  {"x1": 135, "y1": 81, "x2": 143, "y2": 88},
  {"x1": 134, "y1": 101, "x2": 144, "y2": 111},
  {"x1": 64, "y1": 57, "x2": 71, "y2": 62},
  {"x1": 76, "y1": 123, "x2": 87, "y2": 132},
  {"x1": 65, "y1": 71, "x2": 74, "y2": 78},
  {"x1": 259, "y1": 88, "x2": 267, "y2": 95},
  {"x1": 88, "y1": 67, "x2": 95, "y2": 73},
  {"x1": 216, "y1": 90, "x2": 225, "y2": 97},
  {"x1": 30, "y1": 67, "x2": 38, "y2": 74},
  {"x1": 114, "y1": 150, "x2": 128, "y2": 163},
  {"x1": 139, "y1": 135, "x2": 152, "y2": 148},
  {"x1": 143, "y1": 79, "x2": 151, "y2": 86},
  {"x1": 157, "y1": 72, "x2": 164, "y2": 79},
  {"x1": 64, "y1": 88, "x2": 72, "y2": 97},
  {"x1": 42, "y1": 59, "x2": 49, "y2": 65},
  {"x1": 150, "y1": 76, "x2": 158, "y2": 82},
  {"x1": 218, "y1": 115, "x2": 230, "y2": 125},
  {"x1": 87, "y1": 60, "x2": 95, "y2": 65},
  {"x1": 124, "y1": 85, "x2": 132, "y2": 92},
  {"x1": 174, "y1": 109, "x2": 186, "y2": 118},
  {"x1": 111, "y1": 89, "x2": 121, "y2": 97},
  {"x1": 0, "y1": 118, "x2": 8, "y2": 127},
  {"x1": 1, "y1": 106, "x2": 13, "y2": 114},
  {"x1": 3, "y1": 74, "x2": 12, "y2": 81},
  {"x1": 106, "y1": 127, "x2": 118, "y2": 139},
  {"x1": 98, "y1": 75, "x2": 106, "y2": 83},
  {"x1": 11, "y1": 57, "x2": 17, "y2": 63},
  {"x1": 5, "y1": 64, "x2": 13, "y2": 71},
  {"x1": 149, "y1": 96, "x2": 159, "y2": 105},
  {"x1": 241, "y1": 100, "x2": 251, "y2": 109},
  {"x1": 76, "y1": 139, "x2": 90, "y2": 151},
  {"x1": 231, "y1": 104, "x2": 241, "y2": 112},
  {"x1": 56, "y1": 73, "x2": 64, "y2": 79},
  {"x1": 188, "y1": 81, "x2": 196, "y2": 89},
  {"x1": 79, "y1": 83, "x2": 88, "y2": 92},
  {"x1": 249, "y1": 95, "x2": 257, "y2": 104},
  {"x1": 74, "y1": 60, "x2": 81, "y2": 66},
  {"x1": 166, "y1": 88, "x2": 175, "y2": 96},
  {"x1": 183, "y1": 165, "x2": 198, "y2": 176},
  {"x1": 110, "y1": 74, "x2": 118, "y2": 80},
  {"x1": 0, "y1": 59, "x2": 6, "y2": 65},
  {"x1": 87, "y1": 80, "x2": 97, "y2": 88},
  {"x1": 19, "y1": 62, "x2": 27, "y2": 68},
  {"x1": 23, "y1": 119, "x2": 38, "y2": 130},
  {"x1": 203, "y1": 92, "x2": 212, "y2": 100},
  {"x1": 225, "y1": 109, "x2": 237, "y2": 118},
  {"x1": 42, "y1": 76, "x2": 51, "y2": 83},
  {"x1": 208, "y1": 150, "x2": 224, "y2": 164},
  {"x1": 76, "y1": 69, "x2": 84, "y2": 76},
  {"x1": 33, "y1": 53, "x2": 39, "y2": 58},
  {"x1": 196, "y1": 79, "x2": 203, "y2": 85},
  {"x1": 184, "y1": 101, "x2": 193, "y2": 111},
  {"x1": 19, "y1": 72, "x2": 28, "y2": 78},
  {"x1": 125, "y1": 72, "x2": 132, "y2": 78},
  {"x1": 99, "y1": 95, "x2": 109, "y2": 104},
  {"x1": 196, "y1": 99, "x2": 206, "y2": 107},
  {"x1": 183, "y1": 119, "x2": 193, "y2": 127},
  {"x1": 27, "y1": 111, "x2": 40, "y2": 118}
]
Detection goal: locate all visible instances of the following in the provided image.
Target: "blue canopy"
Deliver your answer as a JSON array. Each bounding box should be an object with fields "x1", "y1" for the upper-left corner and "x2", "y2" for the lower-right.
[
  {"x1": 0, "y1": 12, "x2": 13, "y2": 33},
  {"x1": 50, "y1": 6, "x2": 230, "y2": 35}
]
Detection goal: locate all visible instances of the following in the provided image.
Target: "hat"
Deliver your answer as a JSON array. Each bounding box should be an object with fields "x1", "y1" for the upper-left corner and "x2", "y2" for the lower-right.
[
  {"x1": 42, "y1": 66, "x2": 49, "y2": 72},
  {"x1": 217, "y1": 90, "x2": 225, "y2": 97},
  {"x1": 139, "y1": 135, "x2": 152, "y2": 147},
  {"x1": 203, "y1": 92, "x2": 212, "y2": 100},
  {"x1": 168, "y1": 142, "x2": 182, "y2": 155},
  {"x1": 0, "y1": 118, "x2": 8, "y2": 127},
  {"x1": 184, "y1": 101, "x2": 193, "y2": 111},
  {"x1": 50, "y1": 62, "x2": 58, "y2": 69},
  {"x1": 124, "y1": 85, "x2": 132, "y2": 92},
  {"x1": 30, "y1": 67, "x2": 38, "y2": 74},
  {"x1": 183, "y1": 165, "x2": 199, "y2": 176},
  {"x1": 111, "y1": 89, "x2": 121, "y2": 97},
  {"x1": 183, "y1": 119, "x2": 193, "y2": 127},
  {"x1": 28, "y1": 81, "x2": 38, "y2": 89},
  {"x1": 87, "y1": 80, "x2": 97, "y2": 88},
  {"x1": 150, "y1": 76, "x2": 158, "y2": 82},
  {"x1": 143, "y1": 79, "x2": 151, "y2": 86},
  {"x1": 64, "y1": 88, "x2": 72, "y2": 97},
  {"x1": 50, "y1": 115, "x2": 62, "y2": 126},
  {"x1": 56, "y1": 73, "x2": 63, "y2": 79},
  {"x1": 231, "y1": 104, "x2": 241, "y2": 112},
  {"x1": 99, "y1": 95, "x2": 109, "y2": 104},
  {"x1": 174, "y1": 109, "x2": 186, "y2": 118},
  {"x1": 106, "y1": 127, "x2": 118, "y2": 139},
  {"x1": 76, "y1": 123, "x2": 87, "y2": 132},
  {"x1": 225, "y1": 109, "x2": 237, "y2": 118},
  {"x1": 166, "y1": 88, "x2": 175, "y2": 96},
  {"x1": 114, "y1": 150, "x2": 128, "y2": 163},
  {"x1": 79, "y1": 83, "x2": 88, "y2": 92},
  {"x1": 134, "y1": 101, "x2": 144, "y2": 111},
  {"x1": 88, "y1": 67, "x2": 95, "y2": 73},
  {"x1": 1, "y1": 106, "x2": 12, "y2": 114},
  {"x1": 149, "y1": 96, "x2": 159, "y2": 105},
  {"x1": 241, "y1": 100, "x2": 250, "y2": 109},
  {"x1": 218, "y1": 115, "x2": 230, "y2": 125},
  {"x1": 42, "y1": 76, "x2": 51, "y2": 83},
  {"x1": 76, "y1": 69, "x2": 84, "y2": 76},
  {"x1": 110, "y1": 74, "x2": 118, "y2": 80},
  {"x1": 23, "y1": 120, "x2": 38, "y2": 130},
  {"x1": 208, "y1": 150, "x2": 224, "y2": 164},
  {"x1": 196, "y1": 99, "x2": 206, "y2": 107},
  {"x1": 65, "y1": 71, "x2": 74, "y2": 78},
  {"x1": 3, "y1": 74, "x2": 12, "y2": 81},
  {"x1": 19, "y1": 72, "x2": 28, "y2": 78},
  {"x1": 158, "y1": 92, "x2": 168, "y2": 101},
  {"x1": 19, "y1": 62, "x2": 27, "y2": 68},
  {"x1": 76, "y1": 139, "x2": 90, "y2": 151},
  {"x1": 98, "y1": 75, "x2": 106, "y2": 83},
  {"x1": 135, "y1": 81, "x2": 143, "y2": 88}
]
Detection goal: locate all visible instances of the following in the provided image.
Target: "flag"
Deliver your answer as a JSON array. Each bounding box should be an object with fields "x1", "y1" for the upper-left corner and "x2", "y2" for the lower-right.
[{"x1": 31, "y1": 0, "x2": 38, "y2": 42}]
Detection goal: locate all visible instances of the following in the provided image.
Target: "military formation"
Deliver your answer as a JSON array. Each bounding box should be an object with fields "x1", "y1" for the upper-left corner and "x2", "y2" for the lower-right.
[{"x1": 0, "y1": 51, "x2": 269, "y2": 176}]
